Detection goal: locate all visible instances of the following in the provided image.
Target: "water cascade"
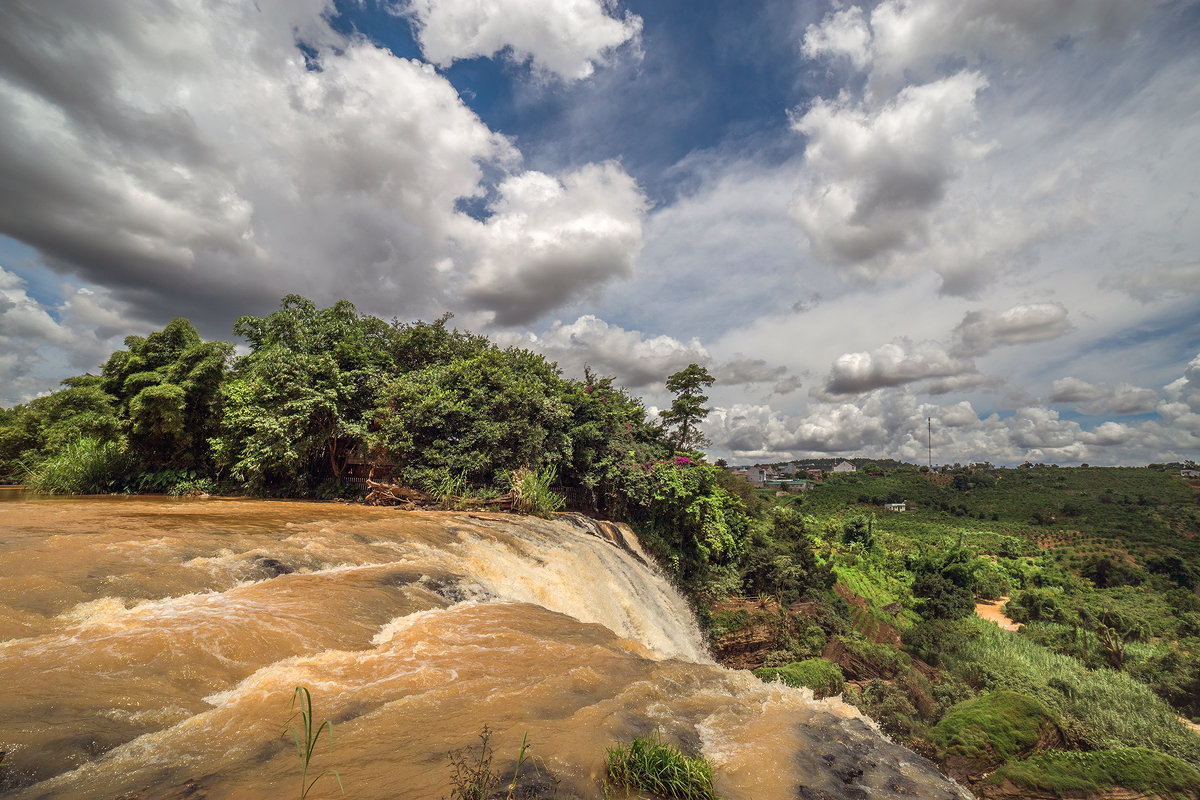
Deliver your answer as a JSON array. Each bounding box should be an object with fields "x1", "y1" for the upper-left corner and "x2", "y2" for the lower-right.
[{"x1": 0, "y1": 495, "x2": 972, "y2": 799}]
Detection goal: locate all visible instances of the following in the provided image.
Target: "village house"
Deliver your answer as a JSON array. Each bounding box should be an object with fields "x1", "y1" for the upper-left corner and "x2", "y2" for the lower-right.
[{"x1": 832, "y1": 460, "x2": 857, "y2": 473}]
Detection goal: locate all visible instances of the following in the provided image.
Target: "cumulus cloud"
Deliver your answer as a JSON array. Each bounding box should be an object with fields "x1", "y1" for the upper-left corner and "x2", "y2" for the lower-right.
[
  {"x1": 1049, "y1": 377, "x2": 1109, "y2": 404},
  {"x1": 864, "y1": 0, "x2": 1147, "y2": 98},
  {"x1": 821, "y1": 339, "x2": 976, "y2": 396},
  {"x1": 801, "y1": 6, "x2": 872, "y2": 70},
  {"x1": 401, "y1": 0, "x2": 642, "y2": 80},
  {"x1": 498, "y1": 314, "x2": 708, "y2": 388},
  {"x1": 705, "y1": 389, "x2": 1166, "y2": 466},
  {"x1": 0, "y1": 1, "x2": 645, "y2": 334},
  {"x1": 0, "y1": 267, "x2": 139, "y2": 406},
  {"x1": 460, "y1": 162, "x2": 647, "y2": 325},
  {"x1": 791, "y1": 71, "x2": 989, "y2": 275},
  {"x1": 707, "y1": 401, "x2": 890, "y2": 457},
  {"x1": 953, "y1": 302, "x2": 1072, "y2": 356}
]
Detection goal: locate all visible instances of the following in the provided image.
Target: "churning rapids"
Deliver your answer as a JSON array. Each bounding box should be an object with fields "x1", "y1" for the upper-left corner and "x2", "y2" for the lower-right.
[{"x1": 0, "y1": 494, "x2": 972, "y2": 800}]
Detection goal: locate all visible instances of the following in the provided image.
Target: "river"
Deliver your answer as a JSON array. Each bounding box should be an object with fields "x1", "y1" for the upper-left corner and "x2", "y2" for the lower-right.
[{"x1": 0, "y1": 493, "x2": 971, "y2": 799}]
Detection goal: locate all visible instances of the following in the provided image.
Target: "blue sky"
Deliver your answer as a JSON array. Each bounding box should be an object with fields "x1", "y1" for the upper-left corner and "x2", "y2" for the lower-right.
[{"x1": 1, "y1": 0, "x2": 1199, "y2": 466}]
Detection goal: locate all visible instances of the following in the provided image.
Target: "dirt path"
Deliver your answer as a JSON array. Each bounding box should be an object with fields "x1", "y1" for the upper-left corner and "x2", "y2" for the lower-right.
[{"x1": 975, "y1": 596, "x2": 1020, "y2": 631}]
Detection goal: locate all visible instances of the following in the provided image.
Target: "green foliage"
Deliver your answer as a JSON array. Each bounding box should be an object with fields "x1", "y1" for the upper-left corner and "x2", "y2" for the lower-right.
[
  {"x1": 753, "y1": 658, "x2": 845, "y2": 698},
  {"x1": 930, "y1": 691, "x2": 1058, "y2": 763},
  {"x1": 909, "y1": 543, "x2": 976, "y2": 621},
  {"x1": 933, "y1": 619, "x2": 1200, "y2": 762},
  {"x1": 284, "y1": 686, "x2": 342, "y2": 800},
  {"x1": 375, "y1": 347, "x2": 570, "y2": 488},
  {"x1": 510, "y1": 466, "x2": 565, "y2": 518},
  {"x1": 635, "y1": 457, "x2": 751, "y2": 586},
  {"x1": 604, "y1": 731, "x2": 719, "y2": 800},
  {"x1": 23, "y1": 437, "x2": 133, "y2": 494},
  {"x1": 707, "y1": 609, "x2": 750, "y2": 637},
  {"x1": 902, "y1": 618, "x2": 980, "y2": 667},
  {"x1": 658, "y1": 364, "x2": 715, "y2": 451},
  {"x1": 740, "y1": 508, "x2": 832, "y2": 603},
  {"x1": 213, "y1": 297, "x2": 391, "y2": 493},
  {"x1": 0, "y1": 376, "x2": 120, "y2": 482},
  {"x1": 102, "y1": 317, "x2": 232, "y2": 471},
  {"x1": 841, "y1": 514, "x2": 875, "y2": 549},
  {"x1": 843, "y1": 679, "x2": 920, "y2": 739},
  {"x1": 837, "y1": 635, "x2": 910, "y2": 678},
  {"x1": 989, "y1": 748, "x2": 1200, "y2": 797}
]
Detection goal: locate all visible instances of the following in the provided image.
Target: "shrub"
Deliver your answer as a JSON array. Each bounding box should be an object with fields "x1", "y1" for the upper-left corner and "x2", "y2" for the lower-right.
[
  {"x1": 445, "y1": 726, "x2": 536, "y2": 800},
  {"x1": 844, "y1": 679, "x2": 920, "y2": 739},
  {"x1": 753, "y1": 658, "x2": 845, "y2": 698},
  {"x1": 168, "y1": 476, "x2": 217, "y2": 496},
  {"x1": 23, "y1": 437, "x2": 132, "y2": 494},
  {"x1": 708, "y1": 609, "x2": 750, "y2": 638},
  {"x1": 902, "y1": 618, "x2": 980, "y2": 667},
  {"x1": 605, "y1": 732, "x2": 719, "y2": 800},
  {"x1": 989, "y1": 748, "x2": 1200, "y2": 797},
  {"x1": 930, "y1": 691, "x2": 1058, "y2": 764},
  {"x1": 510, "y1": 466, "x2": 564, "y2": 518}
]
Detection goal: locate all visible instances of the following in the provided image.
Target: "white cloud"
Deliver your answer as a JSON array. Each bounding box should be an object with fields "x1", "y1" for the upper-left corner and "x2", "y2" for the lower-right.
[
  {"x1": 821, "y1": 339, "x2": 976, "y2": 396},
  {"x1": 1107, "y1": 261, "x2": 1200, "y2": 302},
  {"x1": 460, "y1": 162, "x2": 647, "y2": 325},
  {"x1": 401, "y1": 0, "x2": 642, "y2": 80},
  {"x1": 1049, "y1": 377, "x2": 1157, "y2": 416},
  {"x1": 791, "y1": 71, "x2": 989, "y2": 276},
  {"x1": 1049, "y1": 377, "x2": 1109, "y2": 404},
  {"x1": 953, "y1": 302, "x2": 1072, "y2": 356},
  {"x1": 0, "y1": 1, "x2": 646, "y2": 334},
  {"x1": 802, "y1": 7, "x2": 872, "y2": 70},
  {"x1": 0, "y1": 267, "x2": 139, "y2": 406},
  {"x1": 499, "y1": 314, "x2": 708, "y2": 388},
  {"x1": 865, "y1": 0, "x2": 1147, "y2": 98}
]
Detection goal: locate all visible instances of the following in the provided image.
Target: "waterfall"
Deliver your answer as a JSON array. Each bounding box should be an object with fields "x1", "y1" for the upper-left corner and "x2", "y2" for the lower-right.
[{"x1": 0, "y1": 496, "x2": 972, "y2": 800}]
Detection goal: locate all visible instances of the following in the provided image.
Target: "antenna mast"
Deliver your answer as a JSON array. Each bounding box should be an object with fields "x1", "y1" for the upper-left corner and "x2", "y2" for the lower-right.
[{"x1": 927, "y1": 417, "x2": 932, "y2": 470}]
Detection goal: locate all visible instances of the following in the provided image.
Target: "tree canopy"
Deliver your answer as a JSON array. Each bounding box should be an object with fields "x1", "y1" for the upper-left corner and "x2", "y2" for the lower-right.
[{"x1": 659, "y1": 363, "x2": 715, "y2": 451}]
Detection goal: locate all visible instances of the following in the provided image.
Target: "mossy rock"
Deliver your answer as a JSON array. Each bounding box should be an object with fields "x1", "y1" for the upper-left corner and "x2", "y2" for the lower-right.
[
  {"x1": 931, "y1": 690, "x2": 1062, "y2": 767},
  {"x1": 753, "y1": 658, "x2": 845, "y2": 698},
  {"x1": 988, "y1": 747, "x2": 1200, "y2": 798}
]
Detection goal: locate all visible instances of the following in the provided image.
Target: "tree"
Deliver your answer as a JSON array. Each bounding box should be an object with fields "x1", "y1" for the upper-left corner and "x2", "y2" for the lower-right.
[
  {"x1": 212, "y1": 296, "x2": 394, "y2": 491},
  {"x1": 100, "y1": 318, "x2": 232, "y2": 471},
  {"x1": 373, "y1": 346, "x2": 571, "y2": 487},
  {"x1": 659, "y1": 364, "x2": 714, "y2": 451}
]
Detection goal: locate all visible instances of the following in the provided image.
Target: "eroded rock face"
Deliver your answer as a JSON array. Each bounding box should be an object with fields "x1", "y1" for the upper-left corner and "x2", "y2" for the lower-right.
[{"x1": 793, "y1": 713, "x2": 974, "y2": 800}]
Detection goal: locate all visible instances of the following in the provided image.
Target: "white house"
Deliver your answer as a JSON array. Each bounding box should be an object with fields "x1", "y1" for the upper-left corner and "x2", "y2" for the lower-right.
[
  {"x1": 884, "y1": 502, "x2": 907, "y2": 512},
  {"x1": 832, "y1": 460, "x2": 857, "y2": 473}
]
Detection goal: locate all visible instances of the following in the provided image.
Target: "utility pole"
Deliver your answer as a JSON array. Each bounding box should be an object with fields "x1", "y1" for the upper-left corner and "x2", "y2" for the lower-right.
[{"x1": 927, "y1": 417, "x2": 932, "y2": 470}]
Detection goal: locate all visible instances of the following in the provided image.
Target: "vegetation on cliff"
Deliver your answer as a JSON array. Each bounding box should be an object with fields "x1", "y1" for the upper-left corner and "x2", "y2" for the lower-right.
[{"x1": 703, "y1": 463, "x2": 1200, "y2": 798}]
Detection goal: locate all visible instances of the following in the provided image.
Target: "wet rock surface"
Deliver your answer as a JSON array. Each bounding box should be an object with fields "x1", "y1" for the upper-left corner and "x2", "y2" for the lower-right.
[{"x1": 795, "y1": 714, "x2": 973, "y2": 800}]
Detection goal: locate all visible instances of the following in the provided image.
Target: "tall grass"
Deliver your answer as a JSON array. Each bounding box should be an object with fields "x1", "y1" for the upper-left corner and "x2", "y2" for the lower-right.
[
  {"x1": 284, "y1": 686, "x2": 342, "y2": 800},
  {"x1": 941, "y1": 619, "x2": 1200, "y2": 762},
  {"x1": 604, "y1": 732, "x2": 719, "y2": 800},
  {"x1": 426, "y1": 471, "x2": 471, "y2": 510},
  {"x1": 510, "y1": 466, "x2": 564, "y2": 518},
  {"x1": 23, "y1": 437, "x2": 131, "y2": 494},
  {"x1": 989, "y1": 748, "x2": 1200, "y2": 797}
]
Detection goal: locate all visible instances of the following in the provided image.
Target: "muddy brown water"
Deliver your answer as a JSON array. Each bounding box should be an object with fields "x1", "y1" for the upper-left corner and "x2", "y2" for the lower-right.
[{"x1": 0, "y1": 494, "x2": 971, "y2": 799}]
